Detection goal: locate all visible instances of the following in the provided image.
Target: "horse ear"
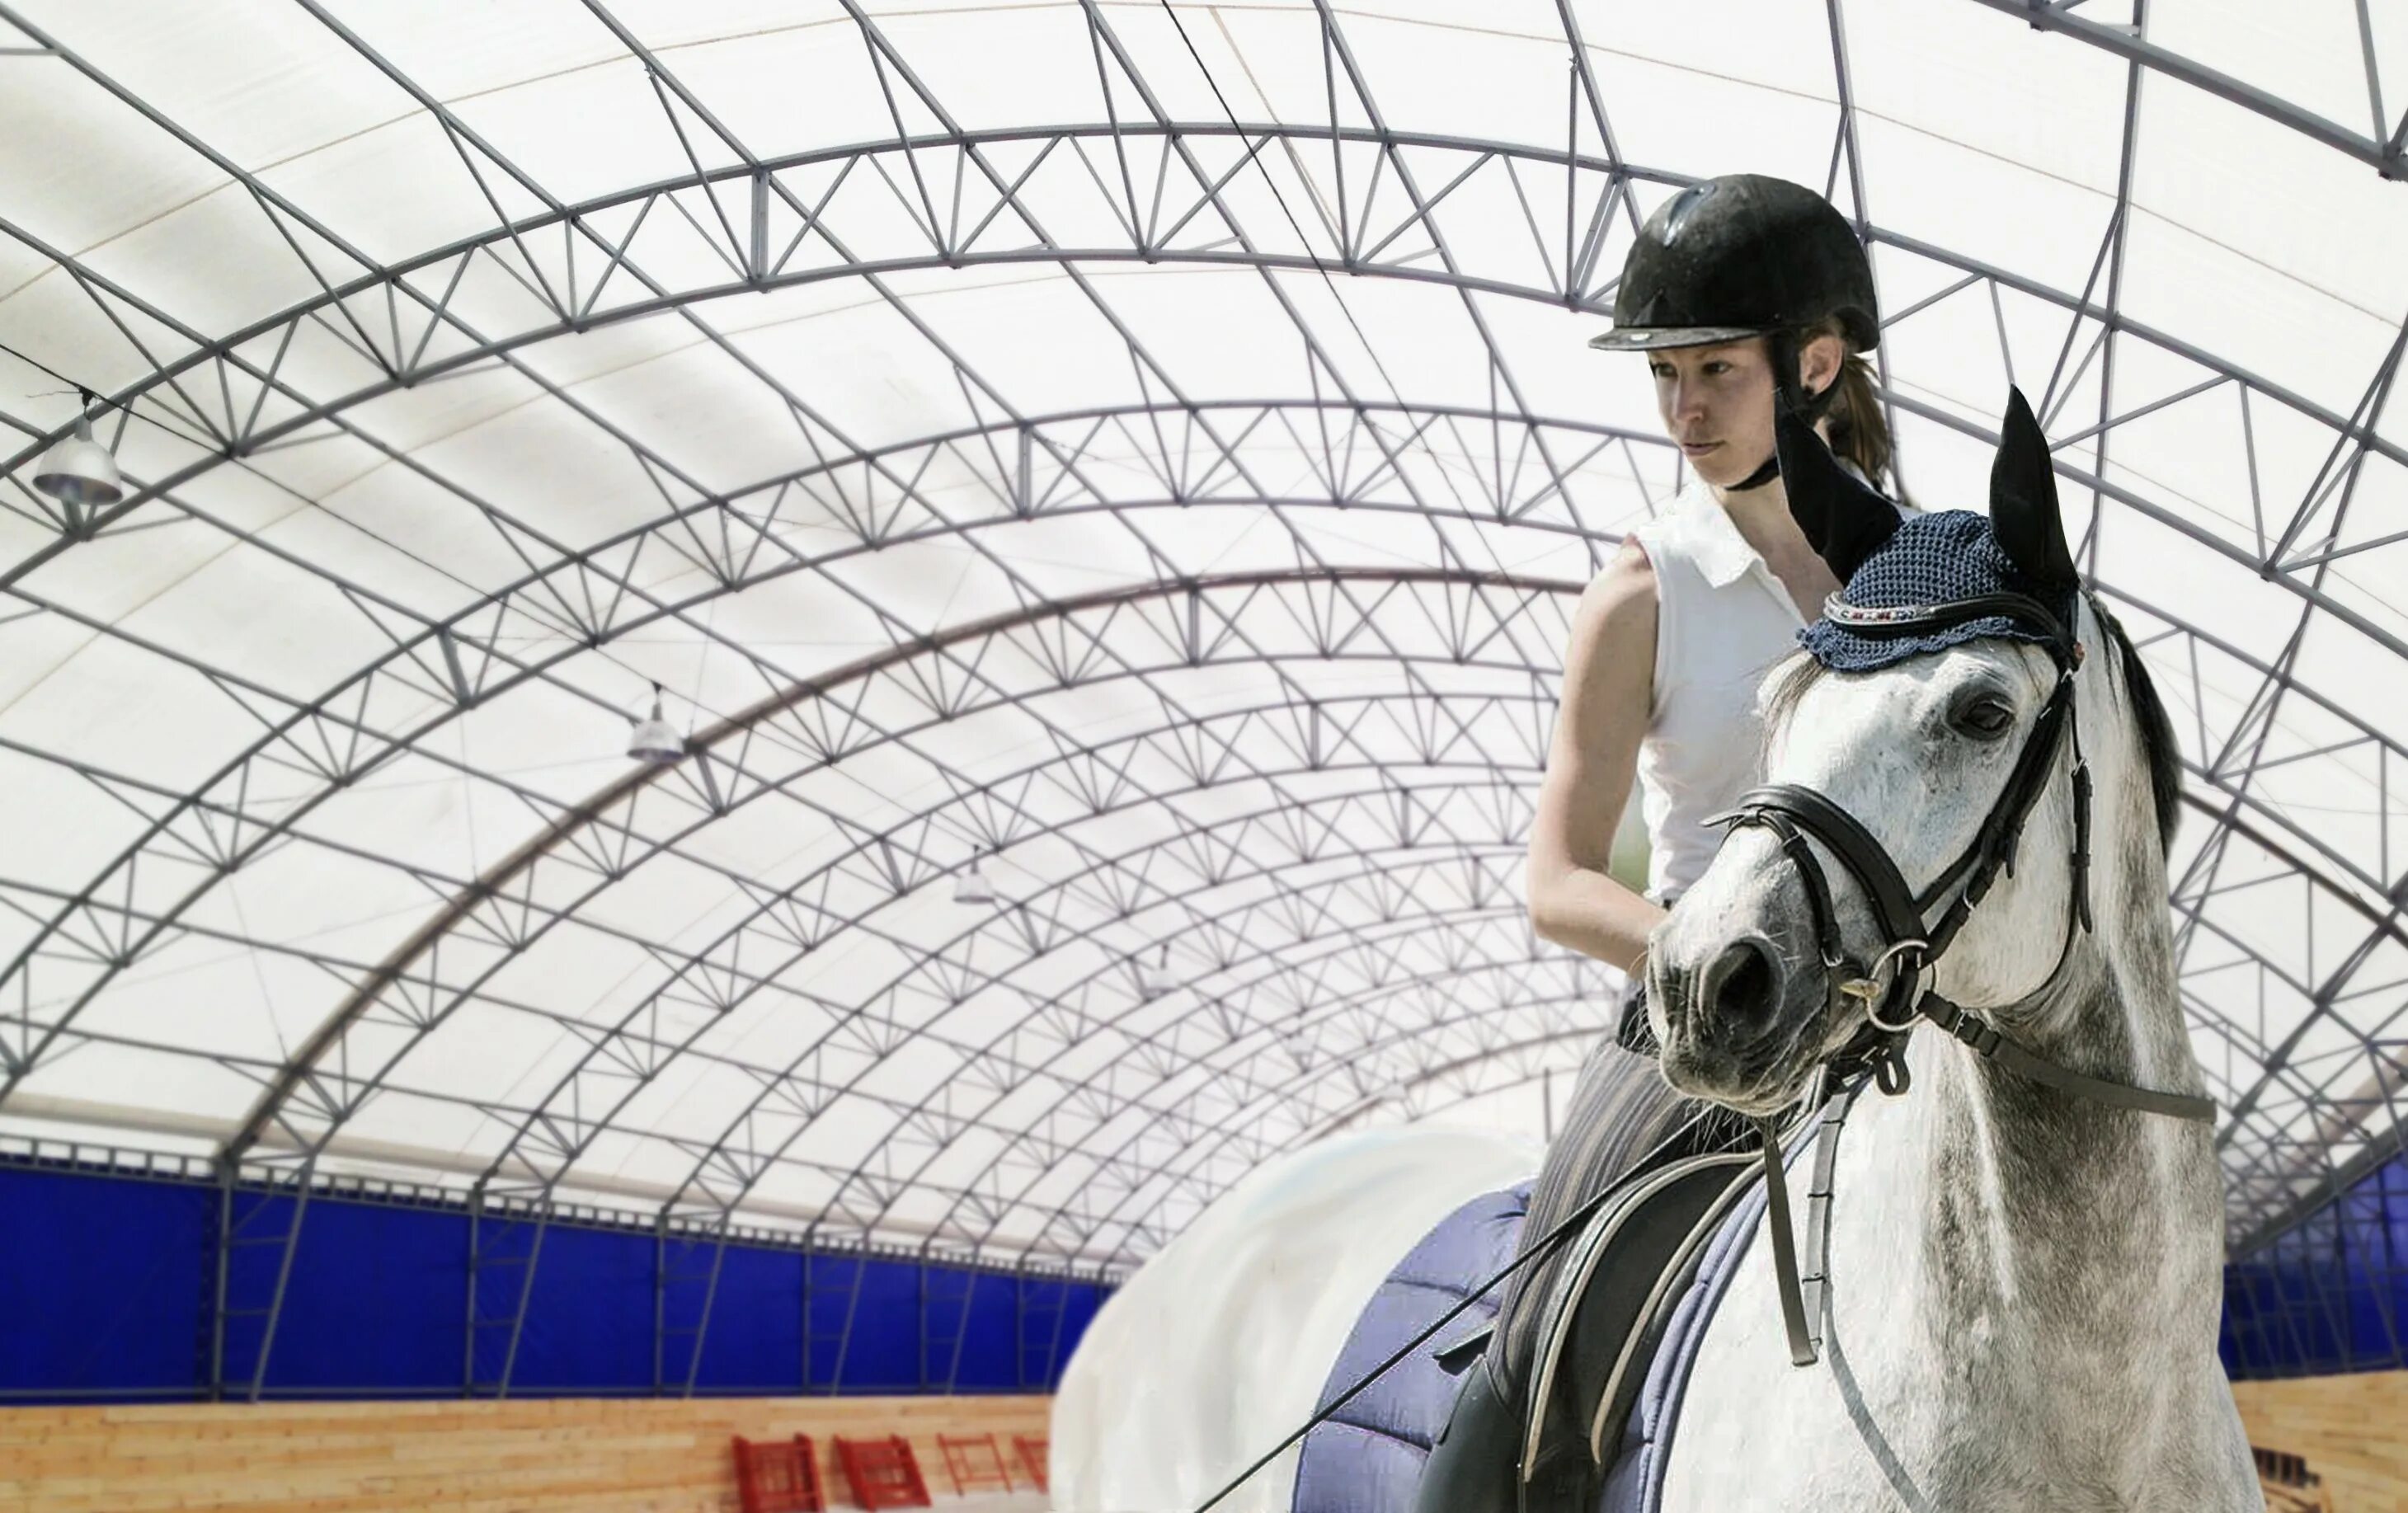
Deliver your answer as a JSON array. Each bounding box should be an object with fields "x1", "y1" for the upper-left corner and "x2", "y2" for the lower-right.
[
  {"x1": 1990, "y1": 387, "x2": 2078, "y2": 590},
  {"x1": 1776, "y1": 399, "x2": 1897, "y2": 582}
]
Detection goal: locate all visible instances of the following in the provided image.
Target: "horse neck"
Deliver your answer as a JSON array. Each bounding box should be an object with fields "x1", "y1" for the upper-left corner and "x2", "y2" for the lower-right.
[
  {"x1": 1893, "y1": 956, "x2": 2221, "y2": 1344},
  {"x1": 1842, "y1": 670, "x2": 2224, "y2": 1415}
]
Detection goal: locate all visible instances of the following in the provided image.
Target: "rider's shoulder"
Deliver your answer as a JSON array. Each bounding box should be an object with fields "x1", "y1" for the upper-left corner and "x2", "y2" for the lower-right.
[{"x1": 1575, "y1": 538, "x2": 1658, "y2": 635}]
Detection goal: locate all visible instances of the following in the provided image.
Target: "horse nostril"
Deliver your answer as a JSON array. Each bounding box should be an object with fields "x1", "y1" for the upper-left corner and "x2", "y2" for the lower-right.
[{"x1": 1703, "y1": 935, "x2": 1781, "y2": 1036}]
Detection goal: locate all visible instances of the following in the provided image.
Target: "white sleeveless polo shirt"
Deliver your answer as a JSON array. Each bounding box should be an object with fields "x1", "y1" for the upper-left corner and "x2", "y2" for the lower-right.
[{"x1": 1623, "y1": 481, "x2": 1810, "y2": 903}]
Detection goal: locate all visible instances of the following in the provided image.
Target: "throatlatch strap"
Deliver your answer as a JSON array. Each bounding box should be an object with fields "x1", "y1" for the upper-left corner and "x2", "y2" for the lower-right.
[{"x1": 1918, "y1": 995, "x2": 2215, "y2": 1123}]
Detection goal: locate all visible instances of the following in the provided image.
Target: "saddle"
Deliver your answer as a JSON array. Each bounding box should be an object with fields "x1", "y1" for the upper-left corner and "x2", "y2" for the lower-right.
[{"x1": 1413, "y1": 1107, "x2": 1758, "y2": 1513}]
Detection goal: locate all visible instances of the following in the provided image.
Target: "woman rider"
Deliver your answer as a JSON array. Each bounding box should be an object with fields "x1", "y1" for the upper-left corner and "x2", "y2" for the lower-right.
[{"x1": 1413, "y1": 173, "x2": 1896, "y2": 1512}]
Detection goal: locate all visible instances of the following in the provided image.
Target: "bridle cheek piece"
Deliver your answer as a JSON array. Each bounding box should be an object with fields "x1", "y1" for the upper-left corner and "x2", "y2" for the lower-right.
[{"x1": 1691, "y1": 590, "x2": 2213, "y2": 1370}]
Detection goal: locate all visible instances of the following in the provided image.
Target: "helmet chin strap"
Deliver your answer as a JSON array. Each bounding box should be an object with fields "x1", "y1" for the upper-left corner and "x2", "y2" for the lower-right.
[
  {"x1": 1728, "y1": 329, "x2": 1840, "y2": 491},
  {"x1": 1730, "y1": 452, "x2": 1785, "y2": 492}
]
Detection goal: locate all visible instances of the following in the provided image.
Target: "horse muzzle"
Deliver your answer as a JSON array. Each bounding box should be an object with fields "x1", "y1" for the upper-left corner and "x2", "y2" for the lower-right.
[{"x1": 1649, "y1": 918, "x2": 1833, "y2": 1115}]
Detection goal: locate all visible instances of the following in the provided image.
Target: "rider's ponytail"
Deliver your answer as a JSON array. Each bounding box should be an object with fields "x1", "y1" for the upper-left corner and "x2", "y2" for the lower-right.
[{"x1": 1806, "y1": 315, "x2": 1893, "y2": 491}]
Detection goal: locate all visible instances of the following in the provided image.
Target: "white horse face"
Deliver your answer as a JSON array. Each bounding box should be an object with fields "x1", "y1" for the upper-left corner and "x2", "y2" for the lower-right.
[{"x1": 1646, "y1": 631, "x2": 2073, "y2": 1118}]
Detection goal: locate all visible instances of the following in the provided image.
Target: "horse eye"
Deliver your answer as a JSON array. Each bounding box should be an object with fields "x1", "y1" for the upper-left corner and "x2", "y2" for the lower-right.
[{"x1": 1951, "y1": 694, "x2": 2015, "y2": 740}]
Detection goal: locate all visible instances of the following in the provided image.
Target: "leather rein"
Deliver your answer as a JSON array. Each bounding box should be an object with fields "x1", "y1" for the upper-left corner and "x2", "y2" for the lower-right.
[{"x1": 1701, "y1": 587, "x2": 2215, "y2": 1368}]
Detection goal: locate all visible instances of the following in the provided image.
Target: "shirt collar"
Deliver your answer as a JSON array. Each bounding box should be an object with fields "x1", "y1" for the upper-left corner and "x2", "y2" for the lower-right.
[
  {"x1": 1670, "y1": 460, "x2": 1885, "y2": 590},
  {"x1": 1674, "y1": 482, "x2": 1766, "y2": 589}
]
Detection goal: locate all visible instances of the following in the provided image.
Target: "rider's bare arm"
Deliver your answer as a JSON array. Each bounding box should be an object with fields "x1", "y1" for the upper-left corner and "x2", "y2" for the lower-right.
[{"x1": 1526, "y1": 539, "x2": 1667, "y2": 974}]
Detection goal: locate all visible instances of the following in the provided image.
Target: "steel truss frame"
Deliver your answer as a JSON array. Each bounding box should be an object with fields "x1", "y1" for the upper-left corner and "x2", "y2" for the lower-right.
[{"x1": 3, "y1": 0, "x2": 2407, "y2": 1390}]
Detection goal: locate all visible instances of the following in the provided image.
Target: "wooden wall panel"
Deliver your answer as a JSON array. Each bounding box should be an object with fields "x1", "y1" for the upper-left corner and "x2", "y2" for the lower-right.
[
  {"x1": 2232, "y1": 1372, "x2": 2408, "y2": 1513},
  {"x1": 0, "y1": 1394, "x2": 1051, "y2": 1513}
]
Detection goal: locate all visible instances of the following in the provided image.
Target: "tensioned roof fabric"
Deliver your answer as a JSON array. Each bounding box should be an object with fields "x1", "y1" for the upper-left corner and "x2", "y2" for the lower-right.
[{"x1": 2, "y1": 0, "x2": 2406, "y2": 1275}]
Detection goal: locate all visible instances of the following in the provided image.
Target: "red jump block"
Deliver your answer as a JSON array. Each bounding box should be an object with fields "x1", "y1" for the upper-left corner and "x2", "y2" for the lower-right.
[
  {"x1": 1012, "y1": 1434, "x2": 1049, "y2": 1494},
  {"x1": 732, "y1": 1435, "x2": 825, "y2": 1513},
  {"x1": 833, "y1": 1434, "x2": 933, "y2": 1510},
  {"x1": 937, "y1": 1431, "x2": 1015, "y2": 1495}
]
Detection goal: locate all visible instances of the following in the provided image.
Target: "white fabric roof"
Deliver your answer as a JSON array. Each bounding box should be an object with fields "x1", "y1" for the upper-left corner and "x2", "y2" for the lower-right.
[{"x1": 2, "y1": 0, "x2": 2405, "y2": 1271}]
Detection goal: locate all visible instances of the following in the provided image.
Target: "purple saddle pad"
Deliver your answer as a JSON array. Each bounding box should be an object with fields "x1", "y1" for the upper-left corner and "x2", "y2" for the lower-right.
[
  {"x1": 1292, "y1": 1182, "x2": 1531, "y2": 1513},
  {"x1": 1289, "y1": 1167, "x2": 1775, "y2": 1513}
]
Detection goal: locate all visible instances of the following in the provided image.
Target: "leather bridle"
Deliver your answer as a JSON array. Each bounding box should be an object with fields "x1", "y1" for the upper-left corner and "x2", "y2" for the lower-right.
[{"x1": 1699, "y1": 585, "x2": 2215, "y2": 1368}]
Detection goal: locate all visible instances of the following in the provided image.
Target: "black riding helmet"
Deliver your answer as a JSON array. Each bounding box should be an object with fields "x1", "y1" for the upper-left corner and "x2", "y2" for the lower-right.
[{"x1": 1592, "y1": 175, "x2": 1879, "y2": 488}]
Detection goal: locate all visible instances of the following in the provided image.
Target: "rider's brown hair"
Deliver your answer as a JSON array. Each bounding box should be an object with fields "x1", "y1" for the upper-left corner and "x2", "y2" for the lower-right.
[{"x1": 1802, "y1": 315, "x2": 1892, "y2": 490}]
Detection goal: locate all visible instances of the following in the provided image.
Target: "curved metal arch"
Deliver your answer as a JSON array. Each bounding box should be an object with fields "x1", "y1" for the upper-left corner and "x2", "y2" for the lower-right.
[
  {"x1": 737, "y1": 880, "x2": 1556, "y2": 1253},
  {"x1": 491, "y1": 893, "x2": 1551, "y2": 1391},
  {"x1": 10, "y1": 127, "x2": 2404, "y2": 630},
  {"x1": 8, "y1": 108, "x2": 2400, "y2": 496},
  {"x1": 638, "y1": 770, "x2": 2376, "y2": 1266},
  {"x1": 214, "y1": 566, "x2": 1578, "y2": 1154},
  {"x1": 813, "y1": 910, "x2": 1579, "y2": 1262},
  {"x1": 51, "y1": 614, "x2": 2369, "y2": 1271},
  {"x1": 992, "y1": 1016, "x2": 1588, "y2": 1271},
  {"x1": 938, "y1": 790, "x2": 2349, "y2": 1262},
  {"x1": 2165, "y1": 796, "x2": 2408, "y2": 1240},
  {"x1": 1037, "y1": 949, "x2": 2288, "y2": 1271},
  {"x1": 23, "y1": 827, "x2": 2271, "y2": 1272},
  {"x1": 393, "y1": 762, "x2": 1545, "y2": 1207},
  {"x1": 927, "y1": 961, "x2": 1614, "y2": 1257},
  {"x1": 759, "y1": 898, "x2": 1544, "y2": 1266},
  {"x1": 9, "y1": 366, "x2": 2388, "y2": 1146},
  {"x1": 411, "y1": 919, "x2": 1596, "y2": 1384},
  {"x1": 503, "y1": 943, "x2": 1600, "y2": 1393},
  {"x1": 1962, "y1": 0, "x2": 2408, "y2": 179},
  {"x1": 890, "y1": 745, "x2": 2408, "y2": 1262},
  {"x1": 932, "y1": 966, "x2": 1616, "y2": 1266},
  {"x1": 446, "y1": 754, "x2": 1548, "y2": 1201},
  {"x1": 613, "y1": 830, "x2": 1544, "y2": 1220},
  {"x1": 987, "y1": 905, "x2": 2321, "y2": 1271},
  {"x1": 0, "y1": 578, "x2": 2359, "y2": 1252},
  {"x1": 4, "y1": 545, "x2": 1586, "y2": 1092},
  {"x1": 0, "y1": 394, "x2": 1626, "y2": 1101}
]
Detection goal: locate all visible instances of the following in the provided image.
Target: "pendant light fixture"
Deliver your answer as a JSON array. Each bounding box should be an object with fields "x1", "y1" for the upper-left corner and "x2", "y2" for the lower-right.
[
  {"x1": 34, "y1": 390, "x2": 124, "y2": 510},
  {"x1": 1136, "y1": 943, "x2": 1173, "y2": 1000},
  {"x1": 953, "y1": 848, "x2": 999, "y2": 905},
  {"x1": 627, "y1": 683, "x2": 683, "y2": 764}
]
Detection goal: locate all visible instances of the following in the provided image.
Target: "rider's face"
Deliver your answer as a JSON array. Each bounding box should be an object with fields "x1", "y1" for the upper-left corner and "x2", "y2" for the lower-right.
[
  {"x1": 1650, "y1": 341, "x2": 1779, "y2": 488},
  {"x1": 1648, "y1": 335, "x2": 1845, "y2": 488}
]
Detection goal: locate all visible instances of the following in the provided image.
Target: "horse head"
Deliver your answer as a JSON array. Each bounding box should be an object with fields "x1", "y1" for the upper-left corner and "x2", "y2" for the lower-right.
[{"x1": 1646, "y1": 390, "x2": 2183, "y2": 1119}]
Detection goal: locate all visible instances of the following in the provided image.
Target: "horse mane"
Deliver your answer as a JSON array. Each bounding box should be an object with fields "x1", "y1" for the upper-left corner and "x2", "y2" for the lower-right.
[
  {"x1": 2086, "y1": 594, "x2": 2183, "y2": 853},
  {"x1": 1758, "y1": 598, "x2": 2183, "y2": 854}
]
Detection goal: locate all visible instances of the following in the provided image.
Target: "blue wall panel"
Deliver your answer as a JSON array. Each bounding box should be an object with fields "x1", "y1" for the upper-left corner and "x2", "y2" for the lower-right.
[
  {"x1": 2223, "y1": 1150, "x2": 2408, "y2": 1379},
  {"x1": 0, "y1": 1163, "x2": 1108, "y2": 1401},
  {"x1": 693, "y1": 1244, "x2": 804, "y2": 1394},
  {"x1": 949, "y1": 1271, "x2": 1021, "y2": 1391},
  {"x1": 805, "y1": 1253, "x2": 861, "y2": 1392},
  {"x1": 511, "y1": 1222, "x2": 656, "y2": 1393},
  {"x1": 0, "y1": 1168, "x2": 207, "y2": 1398},
  {"x1": 265, "y1": 1198, "x2": 468, "y2": 1394},
  {"x1": 835, "y1": 1257, "x2": 925, "y2": 1393}
]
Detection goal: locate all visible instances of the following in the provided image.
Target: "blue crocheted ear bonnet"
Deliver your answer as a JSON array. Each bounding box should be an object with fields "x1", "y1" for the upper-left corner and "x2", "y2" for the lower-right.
[
  {"x1": 1799, "y1": 510, "x2": 2076, "y2": 672},
  {"x1": 1777, "y1": 387, "x2": 2081, "y2": 671}
]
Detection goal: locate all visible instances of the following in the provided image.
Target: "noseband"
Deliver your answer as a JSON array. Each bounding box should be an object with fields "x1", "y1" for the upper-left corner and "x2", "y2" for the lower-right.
[{"x1": 1697, "y1": 588, "x2": 2214, "y2": 1367}]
